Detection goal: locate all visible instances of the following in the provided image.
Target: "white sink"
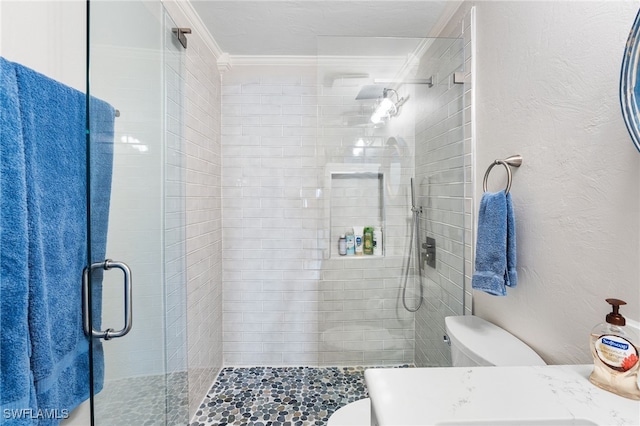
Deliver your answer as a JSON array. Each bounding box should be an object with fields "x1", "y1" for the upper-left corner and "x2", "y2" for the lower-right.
[{"x1": 366, "y1": 365, "x2": 640, "y2": 426}]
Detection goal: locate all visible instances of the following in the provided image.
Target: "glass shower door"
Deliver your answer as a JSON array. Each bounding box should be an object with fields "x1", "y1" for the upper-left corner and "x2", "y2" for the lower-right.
[
  {"x1": 315, "y1": 35, "x2": 466, "y2": 368},
  {"x1": 87, "y1": 1, "x2": 188, "y2": 424}
]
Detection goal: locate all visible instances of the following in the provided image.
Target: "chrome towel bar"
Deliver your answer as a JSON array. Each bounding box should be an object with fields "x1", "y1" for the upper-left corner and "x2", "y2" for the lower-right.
[{"x1": 482, "y1": 154, "x2": 523, "y2": 194}]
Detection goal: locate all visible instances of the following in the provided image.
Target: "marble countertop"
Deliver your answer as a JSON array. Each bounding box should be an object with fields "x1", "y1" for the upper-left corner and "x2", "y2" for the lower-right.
[{"x1": 365, "y1": 365, "x2": 640, "y2": 426}]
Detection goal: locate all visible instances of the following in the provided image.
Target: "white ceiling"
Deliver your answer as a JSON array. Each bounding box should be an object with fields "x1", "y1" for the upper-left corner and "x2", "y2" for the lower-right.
[{"x1": 189, "y1": 1, "x2": 456, "y2": 56}]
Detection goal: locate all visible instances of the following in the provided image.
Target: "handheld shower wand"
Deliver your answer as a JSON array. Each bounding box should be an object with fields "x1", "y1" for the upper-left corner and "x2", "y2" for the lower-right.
[
  {"x1": 410, "y1": 178, "x2": 422, "y2": 215},
  {"x1": 402, "y1": 178, "x2": 424, "y2": 312}
]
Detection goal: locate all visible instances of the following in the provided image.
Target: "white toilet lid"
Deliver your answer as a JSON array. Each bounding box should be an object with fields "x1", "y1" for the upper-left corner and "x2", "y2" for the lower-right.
[
  {"x1": 327, "y1": 398, "x2": 370, "y2": 426},
  {"x1": 445, "y1": 315, "x2": 546, "y2": 366}
]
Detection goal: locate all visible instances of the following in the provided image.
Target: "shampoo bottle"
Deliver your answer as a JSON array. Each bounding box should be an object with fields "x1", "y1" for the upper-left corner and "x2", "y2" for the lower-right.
[
  {"x1": 363, "y1": 227, "x2": 374, "y2": 255},
  {"x1": 589, "y1": 298, "x2": 640, "y2": 400},
  {"x1": 354, "y1": 226, "x2": 364, "y2": 256},
  {"x1": 345, "y1": 228, "x2": 355, "y2": 256}
]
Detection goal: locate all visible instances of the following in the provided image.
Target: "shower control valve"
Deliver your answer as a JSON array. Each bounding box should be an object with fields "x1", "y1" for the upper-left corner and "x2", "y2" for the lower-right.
[{"x1": 422, "y1": 236, "x2": 436, "y2": 269}]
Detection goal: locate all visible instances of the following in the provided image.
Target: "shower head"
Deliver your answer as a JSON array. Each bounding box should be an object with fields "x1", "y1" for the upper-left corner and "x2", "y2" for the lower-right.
[
  {"x1": 355, "y1": 85, "x2": 386, "y2": 100},
  {"x1": 370, "y1": 89, "x2": 408, "y2": 124},
  {"x1": 356, "y1": 76, "x2": 434, "y2": 100},
  {"x1": 355, "y1": 85, "x2": 410, "y2": 125}
]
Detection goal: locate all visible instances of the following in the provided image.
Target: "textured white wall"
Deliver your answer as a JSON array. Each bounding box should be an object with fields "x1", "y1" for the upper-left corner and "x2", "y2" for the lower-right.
[{"x1": 470, "y1": 1, "x2": 640, "y2": 365}]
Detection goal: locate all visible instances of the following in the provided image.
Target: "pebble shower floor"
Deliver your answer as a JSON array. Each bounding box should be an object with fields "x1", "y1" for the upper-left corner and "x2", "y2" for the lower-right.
[{"x1": 189, "y1": 366, "x2": 372, "y2": 426}]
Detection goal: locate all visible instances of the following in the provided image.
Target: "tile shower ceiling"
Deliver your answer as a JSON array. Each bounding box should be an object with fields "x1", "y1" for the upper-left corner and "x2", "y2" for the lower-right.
[{"x1": 190, "y1": 1, "x2": 455, "y2": 56}]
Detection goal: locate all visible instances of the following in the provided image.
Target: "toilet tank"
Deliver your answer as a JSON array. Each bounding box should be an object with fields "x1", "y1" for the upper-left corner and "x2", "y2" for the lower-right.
[{"x1": 445, "y1": 316, "x2": 546, "y2": 367}]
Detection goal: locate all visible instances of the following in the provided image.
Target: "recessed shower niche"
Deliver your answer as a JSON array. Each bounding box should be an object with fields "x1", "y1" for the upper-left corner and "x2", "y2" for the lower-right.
[{"x1": 325, "y1": 164, "x2": 385, "y2": 258}]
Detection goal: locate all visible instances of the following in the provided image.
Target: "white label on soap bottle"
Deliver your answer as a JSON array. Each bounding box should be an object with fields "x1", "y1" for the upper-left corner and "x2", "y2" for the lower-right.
[{"x1": 595, "y1": 334, "x2": 639, "y2": 371}]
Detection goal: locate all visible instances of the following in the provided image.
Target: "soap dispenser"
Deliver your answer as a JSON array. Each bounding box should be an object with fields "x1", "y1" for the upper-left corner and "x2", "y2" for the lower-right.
[{"x1": 589, "y1": 298, "x2": 640, "y2": 400}]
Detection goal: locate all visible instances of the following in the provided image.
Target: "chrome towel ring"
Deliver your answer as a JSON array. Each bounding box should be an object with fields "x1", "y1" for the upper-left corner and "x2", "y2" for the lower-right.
[{"x1": 482, "y1": 154, "x2": 523, "y2": 194}]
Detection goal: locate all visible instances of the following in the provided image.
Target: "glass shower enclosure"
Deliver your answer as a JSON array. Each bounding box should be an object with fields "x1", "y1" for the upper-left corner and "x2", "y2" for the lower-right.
[
  {"x1": 219, "y1": 33, "x2": 466, "y2": 369},
  {"x1": 86, "y1": 1, "x2": 188, "y2": 424},
  {"x1": 0, "y1": 1, "x2": 187, "y2": 423},
  {"x1": 315, "y1": 35, "x2": 467, "y2": 368}
]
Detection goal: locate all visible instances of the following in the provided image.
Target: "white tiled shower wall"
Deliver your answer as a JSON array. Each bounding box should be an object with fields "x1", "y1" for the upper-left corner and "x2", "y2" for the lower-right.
[{"x1": 221, "y1": 65, "x2": 322, "y2": 365}]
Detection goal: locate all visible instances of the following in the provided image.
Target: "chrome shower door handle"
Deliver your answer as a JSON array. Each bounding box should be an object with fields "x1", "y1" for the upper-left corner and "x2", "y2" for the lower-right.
[{"x1": 82, "y1": 259, "x2": 133, "y2": 340}]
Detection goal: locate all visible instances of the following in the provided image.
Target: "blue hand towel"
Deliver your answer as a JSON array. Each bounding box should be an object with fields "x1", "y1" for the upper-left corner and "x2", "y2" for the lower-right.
[
  {"x1": 0, "y1": 57, "x2": 37, "y2": 424},
  {"x1": 505, "y1": 192, "x2": 518, "y2": 288},
  {"x1": 14, "y1": 60, "x2": 114, "y2": 420},
  {"x1": 472, "y1": 191, "x2": 517, "y2": 296}
]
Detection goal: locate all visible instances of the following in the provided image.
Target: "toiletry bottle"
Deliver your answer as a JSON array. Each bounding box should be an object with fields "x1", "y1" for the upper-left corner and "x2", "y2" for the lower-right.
[
  {"x1": 354, "y1": 227, "x2": 363, "y2": 256},
  {"x1": 373, "y1": 227, "x2": 382, "y2": 256},
  {"x1": 363, "y1": 227, "x2": 374, "y2": 255},
  {"x1": 345, "y1": 228, "x2": 355, "y2": 256},
  {"x1": 589, "y1": 298, "x2": 640, "y2": 400},
  {"x1": 338, "y1": 235, "x2": 347, "y2": 256}
]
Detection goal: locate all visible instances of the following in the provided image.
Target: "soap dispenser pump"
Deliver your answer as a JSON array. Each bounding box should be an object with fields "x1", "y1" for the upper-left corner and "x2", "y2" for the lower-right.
[{"x1": 589, "y1": 298, "x2": 640, "y2": 400}]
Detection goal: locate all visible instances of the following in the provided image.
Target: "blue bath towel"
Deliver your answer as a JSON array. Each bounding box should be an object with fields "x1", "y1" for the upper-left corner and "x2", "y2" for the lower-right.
[
  {"x1": 472, "y1": 191, "x2": 517, "y2": 296},
  {"x1": 0, "y1": 57, "x2": 37, "y2": 424},
  {"x1": 14, "y1": 60, "x2": 114, "y2": 421},
  {"x1": 86, "y1": 95, "x2": 115, "y2": 397}
]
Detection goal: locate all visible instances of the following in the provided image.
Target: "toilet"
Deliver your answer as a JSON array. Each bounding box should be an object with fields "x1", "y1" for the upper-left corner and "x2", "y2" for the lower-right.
[
  {"x1": 327, "y1": 315, "x2": 546, "y2": 426},
  {"x1": 327, "y1": 398, "x2": 371, "y2": 426},
  {"x1": 445, "y1": 315, "x2": 546, "y2": 367}
]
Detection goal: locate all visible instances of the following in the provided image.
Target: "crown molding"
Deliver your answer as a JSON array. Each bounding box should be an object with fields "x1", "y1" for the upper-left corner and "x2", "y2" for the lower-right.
[
  {"x1": 229, "y1": 55, "x2": 408, "y2": 69},
  {"x1": 229, "y1": 55, "x2": 318, "y2": 67},
  {"x1": 217, "y1": 52, "x2": 232, "y2": 74},
  {"x1": 428, "y1": 0, "x2": 464, "y2": 37}
]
